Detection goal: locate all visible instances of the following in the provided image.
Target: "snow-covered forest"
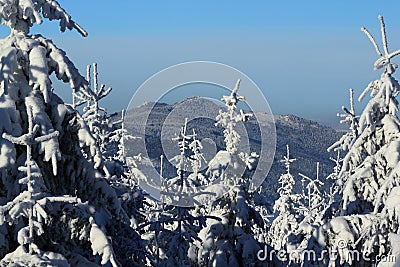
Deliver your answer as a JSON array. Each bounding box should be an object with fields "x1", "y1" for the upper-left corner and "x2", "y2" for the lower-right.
[{"x1": 1, "y1": 1, "x2": 400, "y2": 267}]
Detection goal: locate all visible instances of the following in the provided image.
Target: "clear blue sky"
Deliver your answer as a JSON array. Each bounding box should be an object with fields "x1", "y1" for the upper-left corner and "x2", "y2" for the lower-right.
[{"x1": 8, "y1": 1, "x2": 400, "y2": 125}]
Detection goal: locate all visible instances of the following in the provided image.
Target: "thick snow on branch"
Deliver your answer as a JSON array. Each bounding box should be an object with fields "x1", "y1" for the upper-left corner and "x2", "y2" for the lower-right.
[
  {"x1": 0, "y1": 45, "x2": 17, "y2": 95},
  {"x1": 0, "y1": 0, "x2": 87, "y2": 36},
  {"x1": 0, "y1": 33, "x2": 93, "y2": 103},
  {"x1": 89, "y1": 217, "x2": 120, "y2": 267},
  {"x1": 216, "y1": 79, "x2": 253, "y2": 154},
  {"x1": 0, "y1": 95, "x2": 19, "y2": 168},
  {"x1": 1, "y1": 245, "x2": 69, "y2": 267}
]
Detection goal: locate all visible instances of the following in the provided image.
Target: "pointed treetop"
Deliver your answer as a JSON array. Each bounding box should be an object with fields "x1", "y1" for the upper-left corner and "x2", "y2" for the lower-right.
[
  {"x1": 0, "y1": 0, "x2": 87, "y2": 36},
  {"x1": 232, "y1": 79, "x2": 241, "y2": 95},
  {"x1": 279, "y1": 144, "x2": 296, "y2": 174},
  {"x1": 222, "y1": 79, "x2": 246, "y2": 110},
  {"x1": 172, "y1": 118, "x2": 197, "y2": 156},
  {"x1": 328, "y1": 150, "x2": 343, "y2": 179},
  {"x1": 361, "y1": 16, "x2": 400, "y2": 71},
  {"x1": 299, "y1": 162, "x2": 323, "y2": 189},
  {"x1": 338, "y1": 88, "x2": 358, "y2": 128}
]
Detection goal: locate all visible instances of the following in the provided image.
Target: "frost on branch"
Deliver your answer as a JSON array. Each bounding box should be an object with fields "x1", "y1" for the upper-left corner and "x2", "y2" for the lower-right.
[
  {"x1": 0, "y1": 45, "x2": 16, "y2": 95},
  {"x1": 0, "y1": 94, "x2": 19, "y2": 169}
]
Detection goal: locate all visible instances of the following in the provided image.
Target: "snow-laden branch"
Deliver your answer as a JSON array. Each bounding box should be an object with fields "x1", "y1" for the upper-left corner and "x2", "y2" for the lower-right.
[{"x1": 0, "y1": 0, "x2": 87, "y2": 36}]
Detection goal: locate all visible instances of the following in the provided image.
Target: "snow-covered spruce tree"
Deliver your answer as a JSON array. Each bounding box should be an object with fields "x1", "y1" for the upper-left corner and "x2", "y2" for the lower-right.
[
  {"x1": 322, "y1": 151, "x2": 343, "y2": 218},
  {"x1": 108, "y1": 109, "x2": 138, "y2": 164},
  {"x1": 287, "y1": 163, "x2": 326, "y2": 263},
  {"x1": 0, "y1": 1, "x2": 144, "y2": 265},
  {"x1": 326, "y1": 88, "x2": 359, "y2": 205},
  {"x1": 198, "y1": 79, "x2": 264, "y2": 267},
  {"x1": 77, "y1": 63, "x2": 112, "y2": 158},
  {"x1": 105, "y1": 109, "x2": 147, "y2": 230},
  {"x1": 329, "y1": 88, "x2": 360, "y2": 154},
  {"x1": 140, "y1": 203, "x2": 209, "y2": 267},
  {"x1": 165, "y1": 118, "x2": 209, "y2": 202},
  {"x1": 140, "y1": 119, "x2": 217, "y2": 266},
  {"x1": 77, "y1": 65, "x2": 139, "y2": 179},
  {"x1": 78, "y1": 64, "x2": 147, "y2": 261},
  {"x1": 187, "y1": 128, "x2": 208, "y2": 187},
  {"x1": 307, "y1": 89, "x2": 357, "y2": 233},
  {"x1": 76, "y1": 67, "x2": 146, "y2": 231},
  {"x1": 297, "y1": 163, "x2": 325, "y2": 227},
  {"x1": 268, "y1": 145, "x2": 299, "y2": 252},
  {"x1": 307, "y1": 16, "x2": 400, "y2": 266},
  {"x1": 0, "y1": 102, "x2": 70, "y2": 265},
  {"x1": 252, "y1": 187, "x2": 273, "y2": 245}
]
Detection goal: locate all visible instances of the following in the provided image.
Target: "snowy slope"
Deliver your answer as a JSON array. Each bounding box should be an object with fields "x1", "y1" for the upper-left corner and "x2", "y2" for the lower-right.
[{"x1": 122, "y1": 98, "x2": 342, "y2": 200}]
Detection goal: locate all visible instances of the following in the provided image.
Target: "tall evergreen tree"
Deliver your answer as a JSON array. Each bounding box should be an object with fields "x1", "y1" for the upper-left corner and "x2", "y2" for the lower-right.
[
  {"x1": 268, "y1": 145, "x2": 299, "y2": 251},
  {"x1": 79, "y1": 63, "x2": 112, "y2": 158},
  {"x1": 141, "y1": 119, "x2": 215, "y2": 266},
  {"x1": 309, "y1": 16, "x2": 400, "y2": 266},
  {"x1": 0, "y1": 1, "x2": 144, "y2": 265},
  {"x1": 199, "y1": 80, "x2": 264, "y2": 267}
]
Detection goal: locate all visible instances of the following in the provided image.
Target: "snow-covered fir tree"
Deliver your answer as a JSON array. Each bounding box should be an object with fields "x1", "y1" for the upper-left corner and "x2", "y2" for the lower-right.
[
  {"x1": 108, "y1": 109, "x2": 138, "y2": 164},
  {"x1": 323, "y1": 151, "x2": 343, "y2": 219},
  {"x1": 268, "y1": 145, "x2": 299, "y2": 251},
  {"x1": 163, "y1": 118, "x2": 209, "y2": 205},
  {"x1": 252, "y1": 187, "x2": 273, "y2": 245},
  {"x1": 327, "y1": 88, "x2": 359, "y2": 199},
  {"x1": 326, "y1": 152, "x2": 343, "y2": 201},
  {"x1": 268, "y1": 147, "x2": 327, "y2": 265},
  {"x1": 140, "y1": 119, "x2": 217, "y2": 266},
  {"x1": 288, "y1": 163, "x2": 325, "y2": 262},
  {"x1": 198, "y1": 79, "x2": 264, "y2": 267},
  {"x1": 0, "y1": 1, "x2": 145, "y2": 265},
  {"x1": 187, "y1": 128, "x2": 208, "y2": 187},
  {"x1": 140, "y1": 202, "x2": 210, "y2": 267},
  {"x1": 74, "y1": 61, "x2": 147, "y2": 238},
  {"x1": 76, "y1": 64, "x2": 140, "y2": 182},
  {"x1": 297, "y1": 163, "x2": 325, "y2": 226},
  {"x1": 0, "y1": 101, "x2": 69, "y2": 265},
  {"x1": 328, "y1": 88, "x2": 360, "y2": 154},
  {"x1": 308, "y1": 16, "x2": 400, "y2": 266},
  {"x1": 78, "y1": 62, "x2": 113, "y2": 158}
]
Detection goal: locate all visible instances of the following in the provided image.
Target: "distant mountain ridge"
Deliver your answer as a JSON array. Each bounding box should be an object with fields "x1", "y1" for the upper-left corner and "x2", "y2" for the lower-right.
[{"x1": 122, "y1": 98, "x2": 343, "y2": 200}]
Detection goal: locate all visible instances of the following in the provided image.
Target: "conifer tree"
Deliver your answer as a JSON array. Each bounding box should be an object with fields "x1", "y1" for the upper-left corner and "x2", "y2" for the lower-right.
[
  {"x1": 0, "y1": 1, "x2": 145, "y2": 265},
  {"x1": 199, "y1": 80, "x2": 264, "y2": 267},
  {"x1": 268, "y1": 145, "x2": 299, "y2": 251},
  {"x1": 309, "y1": 16, "x2": 400, "y2": 266},
  {"x1": 141, "y1": 120, "x2": 215, "y2": 266}
]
